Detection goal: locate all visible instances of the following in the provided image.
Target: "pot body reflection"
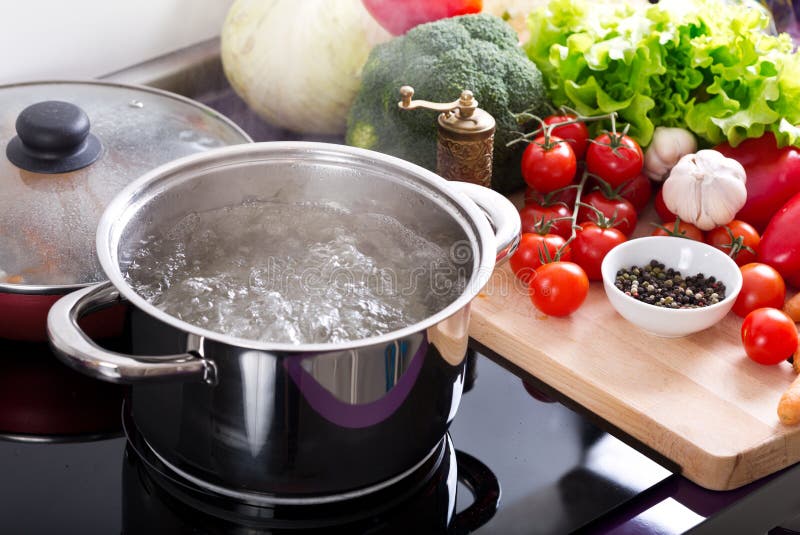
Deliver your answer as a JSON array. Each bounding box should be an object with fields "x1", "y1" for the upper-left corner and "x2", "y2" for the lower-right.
[{"x1": 128, "y1": 304, "x2": 469, "y2": 498}]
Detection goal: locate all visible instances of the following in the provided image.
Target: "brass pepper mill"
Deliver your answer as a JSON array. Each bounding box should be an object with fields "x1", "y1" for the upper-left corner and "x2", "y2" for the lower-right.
[{"x1": 398, "y1": 85, "x2": 495, "y2": 187}]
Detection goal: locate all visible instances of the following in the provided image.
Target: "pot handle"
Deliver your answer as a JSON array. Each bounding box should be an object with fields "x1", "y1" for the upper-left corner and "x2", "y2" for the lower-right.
[
  {"x1": 449, "y1": 181, "x2": 520, "y2": 264},
  {"x1": 47, "y1": 282, "x2": 216, "y2": 385}
]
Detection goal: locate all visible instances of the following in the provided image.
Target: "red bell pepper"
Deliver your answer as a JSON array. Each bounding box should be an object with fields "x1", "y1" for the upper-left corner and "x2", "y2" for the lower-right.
[
  {"x1": 715, "y1": 133, "x2": 800, "y2": 232},
  {"x1": 362, "y1": 0, "x2": 483, "y2": 35},
  {"x1": 759, "y1": 192, "x2": 800, "y2": 288}
]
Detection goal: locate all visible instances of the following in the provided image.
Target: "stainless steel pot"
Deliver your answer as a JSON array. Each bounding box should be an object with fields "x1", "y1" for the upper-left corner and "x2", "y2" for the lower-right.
[{"x1": 47, "y1": 142, "x2": 520, "y2": 502}]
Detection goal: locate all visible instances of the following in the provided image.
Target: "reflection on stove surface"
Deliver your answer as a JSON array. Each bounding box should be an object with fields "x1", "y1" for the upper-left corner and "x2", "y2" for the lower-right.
[
  {"x1": 450, "y1": 353, "x2": 673, "y2": 534},
  {"x1": 122, "y1": 432, "x2": 499, "y2": 534}
]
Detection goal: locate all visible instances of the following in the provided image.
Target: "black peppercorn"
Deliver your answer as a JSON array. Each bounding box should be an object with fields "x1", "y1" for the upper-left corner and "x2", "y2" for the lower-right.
[{"x1": 615, "y1": 260, "x2": 726, "y2": 309}]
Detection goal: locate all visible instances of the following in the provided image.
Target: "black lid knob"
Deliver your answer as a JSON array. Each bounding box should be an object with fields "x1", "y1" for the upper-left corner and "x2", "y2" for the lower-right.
[{"x1": 6, "y1": 101, "x2": 102, "y2": 174}]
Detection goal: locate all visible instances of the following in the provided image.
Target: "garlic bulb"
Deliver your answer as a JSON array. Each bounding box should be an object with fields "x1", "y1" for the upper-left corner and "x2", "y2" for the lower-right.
[
  {"x1": 662, "y1": 150, "x2": 747, "y2": 231},
  {"x1": 644, "y1": 127, "x2": 697, "y2": 181}
]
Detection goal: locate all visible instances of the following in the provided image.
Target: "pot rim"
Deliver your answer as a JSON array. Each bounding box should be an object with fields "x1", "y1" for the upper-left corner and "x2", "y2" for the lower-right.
[
  {"x1": 96, "y1": 141, "x2": 497, "y2": 352},
  {"x1": 0, "y1": 79, "x2": 253, "y2": 296}
]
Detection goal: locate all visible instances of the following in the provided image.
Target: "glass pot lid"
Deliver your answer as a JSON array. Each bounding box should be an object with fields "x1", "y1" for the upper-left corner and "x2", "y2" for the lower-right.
[{"x1": 0, "y1": 80, "x2": 251, "y2": 290}]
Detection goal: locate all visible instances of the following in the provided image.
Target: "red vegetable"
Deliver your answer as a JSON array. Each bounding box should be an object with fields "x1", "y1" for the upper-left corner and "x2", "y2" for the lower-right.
[
  {"x1": 651, "y1": 220, "x2": 704, "y2": 242},
  {"x1": 705, "y1": 220, "x2": 760, "y2": 266},
  {"x1": 571, "y1": 223, "x2": 626, "y2": 281},
  {"x1": 585, "y1": 133, "x2": 643, "y2": 188},
  {"x1": 519, "y1": 200, "x2": 572, "y2": 239},
  {"x1": 654, "y1": 188, "x2": 675, "y2": 223},
  {"x1": 617, "y1": 173, "x2": 652, "y2": 214},
  {"x1": 521, "y1": 136, "x2": 577, "y2": 193},
  {"x1": 543, "y1": 115, "x2": 590, "y2": 159},
  {"x1": 529, "y1": 262, "x2": 589, "y2": 317},
  {"x1": 733, "y1": 263, "x2": 786, "y2": 318},
  {"x1": 716, "y1": 133, "x2": 800, "y2": 232},
  {"x1": 362, "y1": 0, "x2": 482, "y2": 35},
  {"x1": 510, "y1": 233, "x2": 571, "y2": 284},
  {"x1": 525, "y1": 186, "x2": 577, "y2": 210},
  {"x1": 741, "y1": 308, "x2": 798, "y2": 366},
  {"x1": 577, "y1": 190, "x2": 637, "y2": 237},
  {"x1": 759, "y1": 191, "x2": 800, "y2": 288}
]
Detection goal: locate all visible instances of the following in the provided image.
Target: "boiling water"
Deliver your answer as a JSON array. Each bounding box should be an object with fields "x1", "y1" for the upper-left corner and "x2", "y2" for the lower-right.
[{"x1": 124, "y1": 201, "x2": 468, "y2": 344}]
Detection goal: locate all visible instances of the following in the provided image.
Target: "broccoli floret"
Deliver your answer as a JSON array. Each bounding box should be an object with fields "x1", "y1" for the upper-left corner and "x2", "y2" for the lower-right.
[{"x1": 346, "y1": 14, "x2": 548, "y2": 192}]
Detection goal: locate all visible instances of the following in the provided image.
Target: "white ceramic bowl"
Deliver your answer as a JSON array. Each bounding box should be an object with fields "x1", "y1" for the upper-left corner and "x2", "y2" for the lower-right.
[{"x1": 600, "y1": 236, "x2": 743, "y2": 338}]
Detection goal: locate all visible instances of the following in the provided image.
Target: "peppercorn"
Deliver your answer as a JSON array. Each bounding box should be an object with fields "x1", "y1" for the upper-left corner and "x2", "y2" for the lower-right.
[{"x1": 614, "y1": 260, "x2": 726, "y2": 309}]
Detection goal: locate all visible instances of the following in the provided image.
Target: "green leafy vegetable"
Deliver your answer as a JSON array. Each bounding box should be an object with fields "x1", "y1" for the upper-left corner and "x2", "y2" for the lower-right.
[{"x1": 524, "y1": 0, "x2": 800, "y2": 148}]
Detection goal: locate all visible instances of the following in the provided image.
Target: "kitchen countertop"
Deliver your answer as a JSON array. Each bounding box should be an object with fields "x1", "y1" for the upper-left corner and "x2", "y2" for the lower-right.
[{"x1": 1, "y1": 39, "x2": 788, "y2": 533}]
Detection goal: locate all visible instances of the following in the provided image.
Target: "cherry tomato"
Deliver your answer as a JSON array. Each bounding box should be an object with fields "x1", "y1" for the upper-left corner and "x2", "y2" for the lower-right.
[
  {"x1": 510, "y1": 233, "x2": 571, "y2": 284},
  {"x1": 525, "y1": 186, "x2": 577, "y2": 210},
  {"x1": 586, "y1": 133, "x2": 644, "y2": 187},
  {"x1": 577, "y1": 191, "x2": 637, "y2": 237},
  {"x1": 543, "y1": 115, "x2": 590, "y2": 159},
  {"x1": 521, "y1": 136, "x2": 577, "y2": 193},
  {"x1": 571, "y1": 223, "x2": 627, "y2": 280},
  {"x1": 519, "y1": 201, "x2": 572, "y2": 239},
  {"x1": 705, "y1": 220, "x2": 760, "y2": 267},
  {"x1": 617, "y1": 173, "x2": 652, "y2": 213},
  {"x1": 651, "y1": 220, "x2": 704, "y2": 241},
  {"x1": 741, "y1": 307, "x2": 798, "y2": 365},
  {"x1": 529, "y1": 262, "x2": 589, "y2": 317},
  {"x1": 733, "y1": 263, "x2": 786, "y2": 318},
  {"x1": 654, "y1": 188, "x2": 676, "y2": 223}
]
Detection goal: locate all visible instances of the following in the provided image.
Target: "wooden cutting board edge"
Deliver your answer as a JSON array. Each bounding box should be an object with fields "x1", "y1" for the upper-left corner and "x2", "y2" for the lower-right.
[
  {"x1": 467, "y1": 195, "x2": 800, "y2": 490},
  {"x1": 470, "y1": 300, "x2": 799, "y2": 491}
]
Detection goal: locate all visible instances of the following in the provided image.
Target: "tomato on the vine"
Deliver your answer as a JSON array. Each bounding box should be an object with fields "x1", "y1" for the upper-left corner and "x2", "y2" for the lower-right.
[
  {"x1": 510, "y1": 233, "x2": 571, "y2": 284},
  {"x1": 519, "y1": 201, "x2": 572, "y2": 239},
  {"x1": 571, "y1": 223, "x2": 627, "y2": 280},
  {"x1": 585, "y1": 133, "x2": 644, "y2": 187},
  {"x1": 741, "y1": 308, "x2": 798, "y2": 365},
  {"x1": 732, "y1": 263, "x2": 786, "y2": 318},
  {"x1": 577, "y1": 191, "x2": 637, "y2": 237},
  {"x1": 543, "y1": 115, "x2": 590, "y2": 159},
  {"x1": 521, "y1": 135, "x2": 577, "y2": 193},
  {"x1": 617, "y1": 173, "x2": 652, "y2": 213},
  {"x1": 529, "y1": 262, "x2": 589, "y2": 317},
  {"x1": 654, "y1": 188, "x2": 676, "y2": 223},
  {"x1": 651, "y1": 220, "x2": 704, "y2": 241},
  {"x1": 705, "y1": 220, "x2": 760, "y2": 267},
  {"x1": 525, "y1": 186, "x2": 577, "y2": 210}
]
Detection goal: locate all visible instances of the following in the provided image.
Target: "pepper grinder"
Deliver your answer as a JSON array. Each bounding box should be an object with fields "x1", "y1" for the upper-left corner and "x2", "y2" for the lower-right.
[{"x1": 398, "y1": 85, "x2": 495, "y2": 188}]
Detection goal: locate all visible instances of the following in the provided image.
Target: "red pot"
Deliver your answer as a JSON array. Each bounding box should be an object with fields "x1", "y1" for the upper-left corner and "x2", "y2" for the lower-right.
[
  {"x1": 0, "y1": 289, "x2": 126, "y2": 342},
  {"x1": 0, "y1": 339, "x2": 126, "y2": 438}
]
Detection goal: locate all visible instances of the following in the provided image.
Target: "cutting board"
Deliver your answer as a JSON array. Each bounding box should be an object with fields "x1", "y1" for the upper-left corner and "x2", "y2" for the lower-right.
[{"x1": 469, "y1": 205, "x2": 800, "y2": 491}]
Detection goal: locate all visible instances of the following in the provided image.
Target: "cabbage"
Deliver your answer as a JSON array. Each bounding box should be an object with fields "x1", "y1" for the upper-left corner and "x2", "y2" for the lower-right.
[
  {"x1": 221, "y1": 0, "x2": 391, "y2": 135},
  {"x1": 524, "y1": 0, "x2": 800, "y2": 148}
]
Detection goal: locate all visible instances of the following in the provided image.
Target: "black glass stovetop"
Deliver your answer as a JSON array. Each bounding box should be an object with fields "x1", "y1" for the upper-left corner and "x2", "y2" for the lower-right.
[{"x1": 0, "y1": 338, "x2": 673, "y2": 534}]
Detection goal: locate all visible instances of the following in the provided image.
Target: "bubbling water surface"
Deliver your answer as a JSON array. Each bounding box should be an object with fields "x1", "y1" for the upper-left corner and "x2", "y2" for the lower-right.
[{"x1": 124, "y1": 201, "x2": 467, "y2": 344}]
